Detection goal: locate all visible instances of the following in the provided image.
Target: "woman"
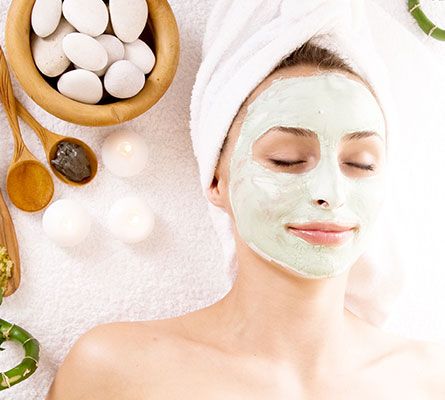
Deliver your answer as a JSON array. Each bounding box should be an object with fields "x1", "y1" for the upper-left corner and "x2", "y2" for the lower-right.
[{"x1": 45, "y1": 39, "x2": 445, "y2": 399}]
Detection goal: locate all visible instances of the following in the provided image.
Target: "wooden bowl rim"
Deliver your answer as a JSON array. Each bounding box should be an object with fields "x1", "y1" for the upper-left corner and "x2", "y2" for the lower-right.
[{"x1": 5, "y1": 0, "x2": 180, "y2": 127}]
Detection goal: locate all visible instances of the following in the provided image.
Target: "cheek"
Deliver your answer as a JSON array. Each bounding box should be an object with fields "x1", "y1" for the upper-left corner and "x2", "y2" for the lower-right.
[
  {"x1": 348, "y1": 178, "x2": 386, "y2": 228},
  {"x1": 230, "y1": 158, "x2": 308, "y2": 227}
]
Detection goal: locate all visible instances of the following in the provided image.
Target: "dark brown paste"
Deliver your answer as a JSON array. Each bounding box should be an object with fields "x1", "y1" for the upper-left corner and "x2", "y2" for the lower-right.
[{"x1": 50, "y1": 141, "x2": 92, "y2": 182}]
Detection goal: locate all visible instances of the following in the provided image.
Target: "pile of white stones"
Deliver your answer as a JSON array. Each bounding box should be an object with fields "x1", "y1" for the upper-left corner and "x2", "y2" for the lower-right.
[{"x1": 31, "y1": 0, "x2": 156, "y2": 104}]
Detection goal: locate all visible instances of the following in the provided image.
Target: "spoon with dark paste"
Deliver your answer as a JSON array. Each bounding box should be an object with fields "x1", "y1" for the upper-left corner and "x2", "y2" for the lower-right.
[
  {"x1": 0, "y1": 45, "x2": 98, "y2": 187},
  {"x1": 14, "y1": 102, "x2": 98, "y2": 186}
]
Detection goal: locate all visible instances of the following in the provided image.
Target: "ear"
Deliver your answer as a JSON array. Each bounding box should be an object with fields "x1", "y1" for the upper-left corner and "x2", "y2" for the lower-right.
[{"x1": 206, "y1": 174, "x2": 226, "y2": 210}]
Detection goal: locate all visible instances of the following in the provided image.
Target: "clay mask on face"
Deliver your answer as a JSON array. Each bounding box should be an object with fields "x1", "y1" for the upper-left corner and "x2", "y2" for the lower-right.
[{"x1": 228, "y1": 72, "x2": 387, "y2": 279}]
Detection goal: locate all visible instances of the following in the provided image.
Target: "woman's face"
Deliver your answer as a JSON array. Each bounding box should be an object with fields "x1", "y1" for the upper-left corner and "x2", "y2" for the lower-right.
[{"x1": 212, "y1": 65, "x2": 387, "y2": 279}]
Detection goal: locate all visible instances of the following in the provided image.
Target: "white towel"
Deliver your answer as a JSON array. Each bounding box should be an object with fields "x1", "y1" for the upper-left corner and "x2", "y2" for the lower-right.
[{"x1": 189, "y1": 0, "x2": 406, "y2": 327}]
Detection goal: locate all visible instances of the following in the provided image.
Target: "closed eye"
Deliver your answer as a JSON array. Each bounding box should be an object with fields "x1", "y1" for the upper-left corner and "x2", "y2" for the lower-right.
[
  {"x1": 269, "y1": 159, "x2": 306, "y2": 167},
  {"x1": 270, "y1": 159, "x2": 375, "y2": 171},
  {"x1": 344, "y1": 162, "x2": 375, "y2": 171}
]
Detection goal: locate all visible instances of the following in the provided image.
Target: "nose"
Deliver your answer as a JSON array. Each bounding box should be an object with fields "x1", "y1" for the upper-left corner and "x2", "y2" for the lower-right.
[
  {"x1": 313, "y1": 198, "x2": 332, "y2": 208},
  {"x1": 309, "y1": 157, "x2": 346, "y2": 210}
]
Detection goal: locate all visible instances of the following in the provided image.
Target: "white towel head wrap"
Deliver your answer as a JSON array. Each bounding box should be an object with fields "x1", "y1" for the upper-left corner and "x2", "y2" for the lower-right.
[{"x1": 189, "y1": 0, "x2": 406, "y2": 327}]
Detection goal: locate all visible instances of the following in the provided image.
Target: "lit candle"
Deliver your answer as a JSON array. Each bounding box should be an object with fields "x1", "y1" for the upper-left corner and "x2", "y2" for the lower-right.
[
  {"x1": 107, "y1": 196, "x2": 155, "y2": 243},
  {"x1": 101, "y1": 131, "x2": 148, "y2": 177},
  {"x1": 42, "y1": 199, "x2": 91, "y2": 247}
]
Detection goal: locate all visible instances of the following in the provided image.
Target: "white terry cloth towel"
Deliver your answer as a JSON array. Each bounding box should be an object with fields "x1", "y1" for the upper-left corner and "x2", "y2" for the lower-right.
[{"x1": 189, "y1": 0, "x2": 407, "y2": 327}]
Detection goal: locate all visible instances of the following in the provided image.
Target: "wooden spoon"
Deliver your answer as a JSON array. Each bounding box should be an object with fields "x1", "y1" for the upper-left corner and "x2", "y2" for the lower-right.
[
  {"x1": 0, "y1": 44, "x2": 97, "y2": 186},
  {"x1": 15, "y1": 101, "x2": 98, "y2": 187},
  {"x1": 0, "y1": 46, "x2": 54, "y2": 212},
  {"x1": 0, "y1": 188, "x2": 20, "y2": 297}
]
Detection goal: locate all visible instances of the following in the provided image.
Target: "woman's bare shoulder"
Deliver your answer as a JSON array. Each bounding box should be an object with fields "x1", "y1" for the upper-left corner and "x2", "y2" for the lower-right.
[
  {"x1": 86, "y1": 317, "x2": 200, "y2": 368},
  {"x1": 45, "y1": 322, "x2": 131, "y2": 400},
  {"x1": 405, "y1": 338, "x2": 445, "y2": 396},
  {"x1": 374, "y1": 329, "x2": 445, "y2": 397},
  {"x1": 403, "y1": 335, "x2": 445, "y2": 362},
  {"x1": 376, "y1": 327, "x2": 445, "y2": 367},
  {"x1": 45, "y1": 319, "x2": 186, "y2": 400},
  {"x1": 344, "y1": 313, "x2": 445, "y2": 397},
  {"x1": 77, "y1": 318, "x2": 191, "y2": 362}
]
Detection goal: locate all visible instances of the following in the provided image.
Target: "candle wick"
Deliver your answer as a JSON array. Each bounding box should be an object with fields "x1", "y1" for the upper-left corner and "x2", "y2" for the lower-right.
[
  {"x1": 65, "y1": 219, "x2": 73, "y2": 230},
  {"x1": 119, "y1": 141, "x2": 133, "y2": 156},
  {"x1": 129, "y1": 214, "x2": 140, "y2": 225}
]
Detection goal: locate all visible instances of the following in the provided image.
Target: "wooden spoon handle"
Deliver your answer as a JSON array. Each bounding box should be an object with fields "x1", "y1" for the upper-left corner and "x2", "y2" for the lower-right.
[
  {"x1": 0, "y1": 189, "x2": 20, "y2": 297},
  {"x1": 15, "y1": 101, "x2": 45, "y2": 136},
  {"x1": 0, "y1": 46, "x2": 27, "y2": 160},
  {"x1": 0, "y1": 47, "x2": 19, "y2": 129},
  {"x1": 15, "y1": 101, "x2": 59, "y2": 152}
]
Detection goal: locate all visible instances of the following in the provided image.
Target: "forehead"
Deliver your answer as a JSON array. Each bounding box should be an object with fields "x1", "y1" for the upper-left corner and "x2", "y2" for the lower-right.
[{"x1": 240, "y1": 72, "x2": 386, "y2": 144}]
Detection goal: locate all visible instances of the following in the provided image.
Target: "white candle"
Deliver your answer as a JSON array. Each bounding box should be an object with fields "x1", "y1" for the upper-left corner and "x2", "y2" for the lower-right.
[
  {"x1": 42, "y1": 199, "x2": 91, "y2": 247},
  {"x1": 101, "y1": 131, "x2": 148, "y2": 177},
  {"x1": 107, "y1": 196, "x2": 155, "y2": 243}
]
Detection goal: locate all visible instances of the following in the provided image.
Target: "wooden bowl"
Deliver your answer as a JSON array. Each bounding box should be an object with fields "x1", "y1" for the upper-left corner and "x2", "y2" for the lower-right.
[{"x1": 5, "y1": 0, "x2": 180, "y2": 127}]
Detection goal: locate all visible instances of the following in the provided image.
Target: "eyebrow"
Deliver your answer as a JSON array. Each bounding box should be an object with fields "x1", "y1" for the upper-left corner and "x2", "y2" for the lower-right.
[
  {"x1": 272, "y1": 126, "x2": 383, "y2": 141},
  {"x1": 272, "y1": 126, "x2": 316, "y2": 137},
  {"x1": 342, "y1": 130, "x2": 383, "y2": 142}
]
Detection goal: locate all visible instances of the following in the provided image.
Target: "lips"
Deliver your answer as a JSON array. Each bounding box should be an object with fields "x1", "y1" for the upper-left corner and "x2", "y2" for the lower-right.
[
  {"x1": 286, "y1": 221, "x2": 357, "y2": 246},
  {"x1": 287, "y1": 221, "x2": 356, "y2": 232}
]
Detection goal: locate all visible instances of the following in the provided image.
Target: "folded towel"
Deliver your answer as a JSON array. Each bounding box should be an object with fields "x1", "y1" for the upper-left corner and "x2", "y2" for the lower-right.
[{"x1": 189, "y1": 0, "x2": 406, "y2": 327}]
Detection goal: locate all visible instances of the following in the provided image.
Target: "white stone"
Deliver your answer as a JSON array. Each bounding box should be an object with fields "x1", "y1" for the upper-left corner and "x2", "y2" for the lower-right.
[
  {"x1": 31, "y1": 17, "x2": 75, "y2": 77},
  {"x1": 62, "y1": 32, "x2": 108, "y2": 71},
  {"x1": 31, "y1": 0, "x2": 62, "y2": 38},
  {"x1": 57, "y1": 69, "x2": 103, "y2": 104},
  {"x1": 124, "y1": 39, "x2": 155, "y2": 74},
  {"x1": 104, "y1": 60, "x2": 145, "y2": 99},
  {"x1": 93, "y1": 34, "x2": 125, "y2": 77},
  {"x1": 109, "y1": 0, "x2": 148, "y2": 43},
  {"x1": 62, "y1": 0, "x2": 109, "y2": 37}
]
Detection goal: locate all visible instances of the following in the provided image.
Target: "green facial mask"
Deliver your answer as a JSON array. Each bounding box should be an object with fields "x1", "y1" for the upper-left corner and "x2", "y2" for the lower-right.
[{"x1": 228, "y1": 72, "x2": 387, "y2": 279}]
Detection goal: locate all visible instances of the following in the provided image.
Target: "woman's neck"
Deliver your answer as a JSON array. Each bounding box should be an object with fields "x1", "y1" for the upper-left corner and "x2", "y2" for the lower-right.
[{"x1": 200, "y1": 238, "x2": 366, "y2": 377}]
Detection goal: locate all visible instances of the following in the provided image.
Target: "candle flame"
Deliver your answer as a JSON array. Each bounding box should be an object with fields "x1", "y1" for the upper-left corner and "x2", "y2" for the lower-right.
[
  {"x1": 64, "y1": 219, "x2": 73, "y2": 230},
  {"x1": 118, "y1": 141, "x2": 133, "y2": 156},
  {"x1": 129, "y1": 213, "x2": 140, "y2": 225}
]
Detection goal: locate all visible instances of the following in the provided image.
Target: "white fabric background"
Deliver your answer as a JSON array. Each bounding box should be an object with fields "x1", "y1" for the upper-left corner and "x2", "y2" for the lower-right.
[{"x1": 0, "y1": 0, "x2": 444, "y2": 398}]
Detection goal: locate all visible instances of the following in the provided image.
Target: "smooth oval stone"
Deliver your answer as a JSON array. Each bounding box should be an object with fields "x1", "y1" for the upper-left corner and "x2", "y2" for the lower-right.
[
  {"x1": 62, "y1": 32, "x2": 108, "y2": 71},
  {"x1": 124, "y1": 39, "x2": 155, "y2": 74},
  {"x1": 31, "y1": 0, "x2": 62, "y2": 38},
  {"x1": 57, "y1": 69, "x2": 103, "y2": 104},
  {"x1": 104, "y1": 60, "x2": 145, "y2": 99},
  {"x1": 31, "y1": 17, "x2": 75, "y2": 77},
  {"x1": 62, "y1": 0, "x2": 109, "y2": 37},
  {"x1": 109, "y1": 0, "x2": 148, "y2": 43},
  {"x1": 94, "y1": 34, "x2": 125, "y2": 77}
]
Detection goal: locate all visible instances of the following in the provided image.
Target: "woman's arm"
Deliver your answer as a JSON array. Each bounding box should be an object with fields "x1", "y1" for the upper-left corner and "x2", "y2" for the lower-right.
[{"x1": 45, "y1": 325, "x2": 116, "y2": 400}]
